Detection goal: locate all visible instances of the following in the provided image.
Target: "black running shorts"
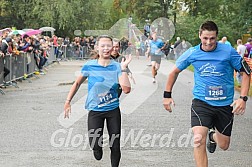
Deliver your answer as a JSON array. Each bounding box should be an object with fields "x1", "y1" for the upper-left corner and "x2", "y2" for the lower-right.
[{"x1": 191, "y1": 99, "x2": 234, "y2": 136}]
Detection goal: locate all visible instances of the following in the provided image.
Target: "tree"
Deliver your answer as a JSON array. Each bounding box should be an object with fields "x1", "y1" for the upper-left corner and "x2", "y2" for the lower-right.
[{"x1": 0, "y1": 0, "x2": 250, "y2": 42}]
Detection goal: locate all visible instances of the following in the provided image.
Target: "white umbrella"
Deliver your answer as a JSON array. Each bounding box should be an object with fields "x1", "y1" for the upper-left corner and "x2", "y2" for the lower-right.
[
  {"x1": 0, "y1": 28, "x2": 11, "y2": 36},
  {"x1": 39, "y1": 27, "x2": 55, "y2": 31},
  {"x1": 22, "y1": 28, "x2": 34, "y2": 32}
]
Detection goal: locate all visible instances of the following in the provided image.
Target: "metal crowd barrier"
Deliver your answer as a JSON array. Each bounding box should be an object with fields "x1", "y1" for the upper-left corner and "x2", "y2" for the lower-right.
[
  {"x1": 0, "y1": 56, "x2": 4, "y2": 94},
  {"x1": 60, "y1": 45, "x2": 91, "y2": 60},
  {"x1": 0, "y1": 48, "x2": 56, "y2": 95},
  {"x1": 3, "y1": 52, "x2": 36, "y2": 85},
  {"x1": 47, "y1": 46, "x2": 56, "y2": 64}
]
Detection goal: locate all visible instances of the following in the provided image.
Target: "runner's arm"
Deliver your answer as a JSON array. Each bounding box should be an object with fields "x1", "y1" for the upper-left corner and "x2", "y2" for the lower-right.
[
  {"x1": 119, "y1": 72, "x2": 131, "y2": 94},
  {"x1": 64, "y1": 75, "x2": 87, "y2": 118},
  {"x1": 65, "y1": 75, "x2": 87, "y2": 103},
  {"x1": 240, "y1": 71, "x2": 251, "y2": 97},
  {"x1": 119, "y1": 55, "x2": 132, "y2": 94},
  {"x1": 231, "y1": 71, "x2": 250, "y2": 115},
  {"x1": 163, "y1": 66, "x2": 182, "y2": 112},
  {"x1": 165, "y1": 65, "x2": 182, "y2": 92}
]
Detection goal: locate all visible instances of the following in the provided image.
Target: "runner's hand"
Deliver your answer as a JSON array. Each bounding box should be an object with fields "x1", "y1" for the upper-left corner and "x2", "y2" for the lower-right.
[
  {"x1": 121, "y1": 54, "x2": 132, "y2": 70},
  {"x1": 163, "y1": 98, "x2": 175, "y2": 112},
  {"x1": 64, "y1": 101, "x2": 71, "y2": 118},
  {"x1": 230, "y1": 99, "x2": 246, "y2": 115}
]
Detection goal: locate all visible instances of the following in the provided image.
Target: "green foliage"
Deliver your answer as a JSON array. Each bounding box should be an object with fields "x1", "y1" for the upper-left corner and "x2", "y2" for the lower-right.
[
  {"x1": 176, "y1": 0, "x2": 252, "y2": 45},
  {"x1": 0, "y1": 0, "x2": 251, "y2": 41}
]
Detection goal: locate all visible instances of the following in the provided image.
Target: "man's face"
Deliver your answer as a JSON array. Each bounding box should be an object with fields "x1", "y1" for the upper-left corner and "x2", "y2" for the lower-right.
[
  {"x1": 199, "y1": 30, "x2": 217, "y2": 51},
  {"x1": 111, "y1": 42, "x2": 120, "y2": 56},
  {"x1": 3, "y1": 31, "x2": 9, "y2": 38},
  {"x1": 25, "y1": 37, "x2": 30, "y2": 42},
  {"x1": 152, "y1": 33, "x2": 157, "y2": 41}
]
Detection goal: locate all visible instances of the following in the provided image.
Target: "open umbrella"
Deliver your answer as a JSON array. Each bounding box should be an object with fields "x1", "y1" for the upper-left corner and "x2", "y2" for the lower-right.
[
  {"x1": 0, "y1": 28, "x2": 11, "y2": 36},
  {"x1": 22, "y1": 29, "x2": 42, "y2": 37},
  {"x1": 39, "y1": 27, "x2": 55, "y2": 31},
  {"x1": 22, "y1": 28, "x2": 34, "y2": 32},
  {"x1": 9, "y1": 30, "x2": 25, "y2": 35}
]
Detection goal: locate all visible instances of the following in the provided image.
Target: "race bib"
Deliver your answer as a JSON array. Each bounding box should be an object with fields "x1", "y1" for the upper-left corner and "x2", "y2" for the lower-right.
[
  {"x1": 97, "y1": 89, "x2": 117, "y2": 108},
  {"x1": 205, "y1": 85, "x2": 227, "y2": 100}
]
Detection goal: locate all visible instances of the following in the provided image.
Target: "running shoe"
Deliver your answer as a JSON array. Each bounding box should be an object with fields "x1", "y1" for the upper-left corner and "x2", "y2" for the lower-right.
[
  {"x1": 152, "y1": 78, "x2": 156, "y2": 83},
  {"x1": 93, "y1": 149, "x2": 103, "y2": 160},
  {"x1": 207, "y1": 129, "x2": 216, "y2": 153}
]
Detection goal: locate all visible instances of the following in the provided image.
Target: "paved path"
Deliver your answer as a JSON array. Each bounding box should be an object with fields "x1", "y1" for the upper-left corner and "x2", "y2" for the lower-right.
[{"x1": 0, "y1": 56, "x2": 251, "y2": 167}]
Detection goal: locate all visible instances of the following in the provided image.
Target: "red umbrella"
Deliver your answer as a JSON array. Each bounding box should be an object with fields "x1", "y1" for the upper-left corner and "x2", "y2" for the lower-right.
[{"x1": 22, "y1": 29, "x2": 42, "y2": 37}]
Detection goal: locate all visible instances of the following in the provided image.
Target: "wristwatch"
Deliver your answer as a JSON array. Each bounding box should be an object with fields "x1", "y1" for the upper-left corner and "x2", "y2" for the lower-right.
[{"x1": 239, "y1": 96, "x2": 248, "y2": 102}]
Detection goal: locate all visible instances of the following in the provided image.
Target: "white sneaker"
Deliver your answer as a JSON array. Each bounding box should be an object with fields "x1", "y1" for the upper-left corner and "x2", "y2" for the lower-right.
[{"x1": 152, "y1": 78, "x2": 156, "y2": 83}]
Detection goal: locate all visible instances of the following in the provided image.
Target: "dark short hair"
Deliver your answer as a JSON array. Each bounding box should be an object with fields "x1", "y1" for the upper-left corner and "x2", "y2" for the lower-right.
[
  {"x1": 23, "y1": 34, "x2": 30, "y2": 39},
  {"x1": 199, "y1": 21, "x2": 218, "y2": 35},
  {"x1": 5, "y1": 37, "x2": 12, "y2": 43},
  {"x1": 247, "y1": 38, "x2": 252, "y2": 42}
]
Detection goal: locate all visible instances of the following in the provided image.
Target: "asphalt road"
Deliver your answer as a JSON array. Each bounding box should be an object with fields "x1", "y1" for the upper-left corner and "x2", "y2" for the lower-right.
[{"x1": 0, "y1": 56, "x2": 251, "y2": 167}]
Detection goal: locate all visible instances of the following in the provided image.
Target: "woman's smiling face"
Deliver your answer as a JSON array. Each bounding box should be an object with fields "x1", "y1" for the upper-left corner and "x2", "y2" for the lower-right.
[{"x1": 97, "y1": 37, "x2": 113, "y2": 59}]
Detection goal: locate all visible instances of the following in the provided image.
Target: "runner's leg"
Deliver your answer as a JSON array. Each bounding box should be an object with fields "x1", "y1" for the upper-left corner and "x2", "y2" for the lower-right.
[
  {"x1": 192, "y1": 126, "x2": 208, "y2": 167},
  {"x1": 88, "y1": 111, "x2": 105, "y2": 160},
  {"x1": 212, "y1": 129, "x2": 230, "y2": 150},
  {"x1": 106, "y1": 107, "x2": 121, "y2": 167}
]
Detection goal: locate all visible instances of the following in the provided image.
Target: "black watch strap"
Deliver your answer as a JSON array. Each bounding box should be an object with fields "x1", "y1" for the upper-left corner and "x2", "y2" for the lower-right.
[{"x1": 240, "y1": 96, "x2": 248, "y2": 102}]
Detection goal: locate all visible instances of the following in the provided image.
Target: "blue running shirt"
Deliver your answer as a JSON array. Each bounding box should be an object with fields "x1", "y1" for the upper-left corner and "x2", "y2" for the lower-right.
[
  {"x1": 150, "y1": 39, "x2": 164, "y2": 56},
  {"x1": 81, "y1": 59, "x2": 122, "y2": 111},
  {"x1": 176, "y1": 43, "x2": 242, "y2": 106}
]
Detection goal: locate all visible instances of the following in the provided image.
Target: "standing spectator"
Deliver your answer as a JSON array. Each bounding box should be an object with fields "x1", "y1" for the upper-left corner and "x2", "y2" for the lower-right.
[
  {"x1": 144, "y1": 21, "x2": 150, "y2": 37},
  {"x1": 18, "y1": 34, "x2": 33, "y2": 52},
  {"x1": 1, "y1": 29, "x2": 10, "y2": 39},
  {"x1": 32, "y1": 36, "x2": 47, "y2": 74},
  {"x1": 1, "y1": 37, "x2": 12, "y2": 82},
  {"x1": 63, "y1": 37, "x2": 71, "y2": 58},
  {"x1": 120, "y1": 37, "x2": 128, "y2": 54},
  {"x1": 173, "y1": 36, "x2": 181, "y2": 59},
  {"x1": 244, "y1": 38, "x2": 252, "y2": 58},
  {"x1": 162, "y1": 40, "x2": 172, "y2": 59},
  {"x1": 236, "y1": 39, "x2": 247, "y2": 86},
  {"x1": 219, "y1": 36, "x2": 231, "y2": 45},
  {"x1": 18, "y1": 34, "x2": 33, "y2": 75},
  {"x1": 52, "y1": 35, "x2": 59, "y2": 58},
  {"x1": 80, "y1": 37, "x2": 88, "y2": 58},
  {"x1": 89, "y1": 36, "x2": 96, "y2": 50}
]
